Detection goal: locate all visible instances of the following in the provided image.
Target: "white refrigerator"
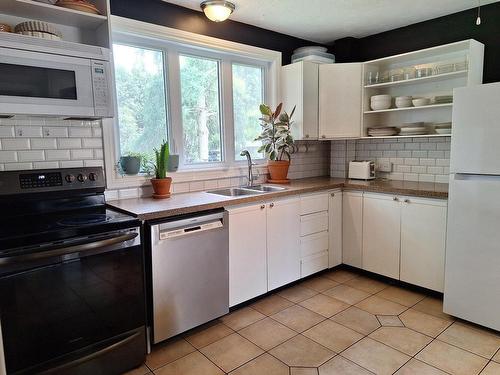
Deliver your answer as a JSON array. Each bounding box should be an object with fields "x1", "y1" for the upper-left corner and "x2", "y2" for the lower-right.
[{"x1": 444, "y1": 82, "x2": 500, "y2": 331}]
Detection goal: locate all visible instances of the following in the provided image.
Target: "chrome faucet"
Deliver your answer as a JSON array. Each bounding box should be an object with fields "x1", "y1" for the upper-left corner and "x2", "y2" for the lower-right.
[{"x1": 240, "y1": 150, "x2": 255, "y2": 187}]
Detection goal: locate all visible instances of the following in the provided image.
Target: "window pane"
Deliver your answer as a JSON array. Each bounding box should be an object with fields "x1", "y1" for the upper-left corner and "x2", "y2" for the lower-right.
[
  {"x1": 113, "y1": 43, "x2": 167, "y2": 159},
  {"x1": 232, "y1": 64, "x2": 264, "y2": 160},
  {"x1": 179, "y1": 55, "x2": 222, "y2": 164}
]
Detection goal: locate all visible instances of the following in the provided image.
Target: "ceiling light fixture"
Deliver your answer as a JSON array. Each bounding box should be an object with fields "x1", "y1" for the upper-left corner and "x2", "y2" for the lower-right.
[{"x1": 200, "y1": 0, "x2": 235, "y2": 22}]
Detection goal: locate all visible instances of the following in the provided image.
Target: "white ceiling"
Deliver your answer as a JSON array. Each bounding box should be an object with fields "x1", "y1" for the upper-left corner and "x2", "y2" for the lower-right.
[{"x1": 162, "y1": 0, "x2": 497, "y2": 43}]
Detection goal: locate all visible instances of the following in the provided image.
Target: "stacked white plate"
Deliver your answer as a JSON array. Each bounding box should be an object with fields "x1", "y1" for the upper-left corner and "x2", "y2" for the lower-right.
[
  {"x1": 399, "y1": 122, "x2": 428, "y2": 135},
  {"x1": 15, "y1": 20, "x2": 62, "y2": 40},
  {"x1": 434, "y1": 122, "x2": 452, "y2": 134},
  {"x1": 367, "y1": 127, "x2": 399, "y2": 137}
]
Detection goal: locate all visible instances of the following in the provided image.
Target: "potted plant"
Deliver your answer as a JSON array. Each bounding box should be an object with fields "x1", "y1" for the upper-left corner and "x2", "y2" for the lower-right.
[
  {"x1": 119, "y1": 152, "x2": 142, "y2": 175},
  {"x1": 150, "y1": 140, "x2": 172, "y2": 199},
  {"x1": 255, "y1": 103, "x2": 296, "y2": 182}
]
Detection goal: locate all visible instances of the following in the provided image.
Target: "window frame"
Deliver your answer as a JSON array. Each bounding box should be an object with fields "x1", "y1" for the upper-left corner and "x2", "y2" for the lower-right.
[{"x1": 104, "y1": 16, "x2": 280, "y2": 189}]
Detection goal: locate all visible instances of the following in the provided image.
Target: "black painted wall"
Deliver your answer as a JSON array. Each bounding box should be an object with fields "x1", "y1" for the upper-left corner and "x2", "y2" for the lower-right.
[
  {"x1": 333, "y1": 2, "x2": 500, "y2": 83},
  {"x1": 109, "y1": 0, "x2": 316, "y2": 64}
]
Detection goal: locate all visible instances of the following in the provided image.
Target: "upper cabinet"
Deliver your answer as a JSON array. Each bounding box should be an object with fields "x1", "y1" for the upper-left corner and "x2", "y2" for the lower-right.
[
  {"x1": 319, "y1": 63, "x2": 363, "y2": 138},
  {"x1": 281, "y1": 61, "x2": 319, "y2": 140}
]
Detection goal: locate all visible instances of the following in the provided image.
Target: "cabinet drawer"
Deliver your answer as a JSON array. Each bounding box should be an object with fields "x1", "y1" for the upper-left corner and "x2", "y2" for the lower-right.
[
  {"x1": 301, "y1": 251, "x2": 329, "y2": 278},
  {"x1": 300, "y1": 193, "x2": 329, "y2": 215},
  {"x1": 300, "y1": 231, "x2": 329, "y2": 258},
  {"x1": 300, "y1": 211, "x2": 328, "y2": 236}
]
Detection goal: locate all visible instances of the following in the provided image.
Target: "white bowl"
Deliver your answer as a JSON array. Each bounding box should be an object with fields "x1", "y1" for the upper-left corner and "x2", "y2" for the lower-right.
[
  {"x1": 371, "y1": 94, "x2": 392, "y2": 102},
  {"x1": 395, "y1": 96, "x2": 413, "y2": 108},
  {"x1": 412, "y1": 98, "x2": 430, "y2": 107},
  {"x1": 370, "y1": 100, "x2": 392, "y2": 111}
]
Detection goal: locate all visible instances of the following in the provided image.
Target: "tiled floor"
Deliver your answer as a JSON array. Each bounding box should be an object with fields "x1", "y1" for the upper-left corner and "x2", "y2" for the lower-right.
[{"x1": 124, "y1": 269, "x2": 500, "y2": 375}]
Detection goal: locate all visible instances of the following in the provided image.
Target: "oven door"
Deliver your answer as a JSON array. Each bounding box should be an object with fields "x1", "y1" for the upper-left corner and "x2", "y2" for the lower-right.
[
  {"x1": 0, "y1": 228, "x2": 146, "y2": 375},
  {"x1": 0, "y1": 47, "x2": 95, "y2": 117}
]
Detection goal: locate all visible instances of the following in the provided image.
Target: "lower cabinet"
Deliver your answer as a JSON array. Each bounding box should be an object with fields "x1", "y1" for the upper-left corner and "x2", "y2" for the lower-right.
[
  {"x1": 400, "y1": 197, "x2": 447, "y2": 292},
  {"x1": 362, "y1": 193, "x2": 401, "y2": 279},
  {"x1": 227, "y1": 203, "x2": 268, "y2": 307},
  {"x1": 342, "y1": 191, "x2": 363, "y2": 267}
]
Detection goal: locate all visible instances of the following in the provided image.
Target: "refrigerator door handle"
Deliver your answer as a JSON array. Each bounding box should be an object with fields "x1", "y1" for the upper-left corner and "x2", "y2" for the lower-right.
[{"x1": 454, "y1": 173, "x2": 500, "y2": 181}]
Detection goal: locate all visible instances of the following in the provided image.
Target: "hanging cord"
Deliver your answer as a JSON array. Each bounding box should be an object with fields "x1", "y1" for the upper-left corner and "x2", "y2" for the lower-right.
[{"x1": 476, "y1": 0, "x2": 481, "y2": 25}]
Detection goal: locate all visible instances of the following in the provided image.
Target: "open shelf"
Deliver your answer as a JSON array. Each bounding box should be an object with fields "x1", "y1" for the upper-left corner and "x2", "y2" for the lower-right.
[
  {"x1": 0, "y1": 0, "x2": 108, "y2": 28},
  {"x1": 364, "y1": 70, "x2": 468, "y2": 89},
  {"x1": 364, "y1": 103, "x2": 452, "y2": 114},
  {"x1": 361, "y1": 133, "x2": 451, "y2": 139}
]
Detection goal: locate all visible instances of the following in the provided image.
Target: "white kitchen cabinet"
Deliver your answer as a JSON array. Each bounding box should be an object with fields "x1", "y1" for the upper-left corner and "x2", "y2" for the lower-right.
[
  {"x1": 401, "y1": 197, "x2": 447, "y2": 292},
  {"x1": 319, "y1": 63, "x2": 363, "y2": 139},
  {"x1": 342, "y1": 191, "x2": 363, "y2": 267},
  {"x1": 329, "y1": 190, "x2": 342, "y2": 267},
  {"x1": 281, "y1": 61, "x2": 319, "y2": 140},
  {"x1": 267, "y1": 197, "x2": 301, "y2": 290},
  {"x1": 227, "y1": 203, "x2": 268, "y2": 307},
  {"x1": 362, "y1": 193, "x2": 401, "y2": 279}
]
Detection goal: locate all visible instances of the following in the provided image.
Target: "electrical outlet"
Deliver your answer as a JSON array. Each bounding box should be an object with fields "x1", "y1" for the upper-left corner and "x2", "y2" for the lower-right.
[{"x1": 378, "y1": 160, "x2": 392, "y2": 173}]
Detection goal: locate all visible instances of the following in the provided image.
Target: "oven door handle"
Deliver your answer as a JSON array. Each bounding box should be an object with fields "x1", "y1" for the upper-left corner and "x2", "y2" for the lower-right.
[{"x1": 0, "y1": 232, "x2": 138, "y2": 266}]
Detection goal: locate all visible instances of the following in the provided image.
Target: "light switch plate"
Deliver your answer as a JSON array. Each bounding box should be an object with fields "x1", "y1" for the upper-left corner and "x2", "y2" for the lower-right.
[{"x1": 378, "y1": 160, "x2": 392, "y2": 172}]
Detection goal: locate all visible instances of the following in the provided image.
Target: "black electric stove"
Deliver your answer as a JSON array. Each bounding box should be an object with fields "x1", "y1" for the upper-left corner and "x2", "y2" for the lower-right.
[{"x1": 0, "y1": 168, "x2": 146, "y2": 375}]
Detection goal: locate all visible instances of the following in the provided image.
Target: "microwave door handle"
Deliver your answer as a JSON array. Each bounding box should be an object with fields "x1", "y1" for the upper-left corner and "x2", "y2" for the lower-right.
[{"x1": 0, "y1": 232, "x2": 138, "y2": 266}]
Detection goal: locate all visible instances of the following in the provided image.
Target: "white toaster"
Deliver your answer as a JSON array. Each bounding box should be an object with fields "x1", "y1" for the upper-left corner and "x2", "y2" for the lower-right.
[{"x1": 348, "y1": 161, "x2": 375, "y2": 180}]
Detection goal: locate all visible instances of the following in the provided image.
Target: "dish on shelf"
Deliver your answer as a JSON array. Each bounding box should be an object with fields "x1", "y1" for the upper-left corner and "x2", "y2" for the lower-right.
[
  {"x1": 15, "y1": 21, "x2": 62, "y2": 38},
  {"x1": 16, "y1": 30, "x2": 62, "y2": 40},
  {"x1": 412, "y1": 97, "x2": 430, "y2": 107},
  {"x1": 0, "y1": 24, "x2": 12, "y2": 33},
  {"x1": 434, "y1": 122, "x2": 452, "y2": 129},
  {"x1": 395, "y1": 96, "x2": 413, "y2": 108},
  {"x1": 370, "y1": 94, "x2": 392, "y2": 110},
  {"x1": 433, "y1": 95, "x2": 453, "y2": 104},
  {"x1": 367, "y1": 126, "x2": 399, "y2": 136},
  {"x1": 435, "y1": 128, "x2": 452, "y2": 134},
  {"x1": 56, "y1": 0, "x2": 101, "y2": 14}
]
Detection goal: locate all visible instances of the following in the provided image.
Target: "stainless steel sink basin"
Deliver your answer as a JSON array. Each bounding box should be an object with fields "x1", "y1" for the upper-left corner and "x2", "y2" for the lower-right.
[
  {"x1": 243, "y1": 185, "x2": 288, "y2": 192},
  {"x1": 207, "y1": 188, "x2": 265, "y2": 197}
]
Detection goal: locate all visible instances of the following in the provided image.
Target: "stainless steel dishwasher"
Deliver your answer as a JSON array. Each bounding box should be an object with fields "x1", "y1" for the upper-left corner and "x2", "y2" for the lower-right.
[{"x1": 149, "y1": 210, "x2": 229, "y2": 343}]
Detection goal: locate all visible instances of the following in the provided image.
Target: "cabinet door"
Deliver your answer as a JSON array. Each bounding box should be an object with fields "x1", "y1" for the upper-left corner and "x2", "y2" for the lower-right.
[
  {"x1": 267, "y1": 197, "x2": 301, "y2": 290},
  {"x1": 329, "y1": 190, "x2": 342, "y2": 267},
  {"x1": 342, "y1": 191, "x2": 363, "y2": 267},
  {"x1": 401, "y1": 197, "x2": 447, "y2": 292},
  {"x1": 281, "y1": 61, "x2": 318, "y2": 140},
  {"x1": 227, "y1": 203, "x2": 268, "y2": 306},
  {"x1": 362, "y1": 193, "x2": 401, "y2": 279},
  {"x1": 319, "y1": 63, "x2": 362, "y2": 138}
]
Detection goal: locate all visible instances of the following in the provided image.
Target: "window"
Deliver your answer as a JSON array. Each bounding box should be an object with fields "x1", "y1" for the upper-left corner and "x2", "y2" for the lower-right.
[{"x1": 113, "y1": 43, "x2": 168, "y2": 159}]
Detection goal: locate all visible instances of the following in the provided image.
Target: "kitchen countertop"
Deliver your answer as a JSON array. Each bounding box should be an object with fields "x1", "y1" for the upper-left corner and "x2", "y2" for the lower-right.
[{"x1": 107, "y1": 177, "x2": 448, "y2": 221}]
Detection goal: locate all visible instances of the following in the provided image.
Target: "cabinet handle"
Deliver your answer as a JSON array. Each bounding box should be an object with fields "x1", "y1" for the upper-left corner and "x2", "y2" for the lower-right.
[
  {"x1": 404, "y1": 199, "x2": 410, "y2": 203},
  {"x1": 305, "y1": 134, "x2": 310, "y2": 138},
  {"x1": 321, "y1": 135, "x2": 326, "y2": 139},
  {"x1": 330, "y1": 192, "x2": 335, "y2": 197},
  {"x1": 260, "y1": 204, "x2": 265, "y2": 210},
  {"x1": 393, "y1": 197, "x2": 399, "y2": 201},
  {"x1": 269, "y1": 203, "x2": 274, "y2": 208}
]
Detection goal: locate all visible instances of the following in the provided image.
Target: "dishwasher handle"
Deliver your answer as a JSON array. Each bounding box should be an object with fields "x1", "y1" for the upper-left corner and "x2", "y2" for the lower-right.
[{"x1": 157, "y1": 212, "x2": 225, "y2": 240}]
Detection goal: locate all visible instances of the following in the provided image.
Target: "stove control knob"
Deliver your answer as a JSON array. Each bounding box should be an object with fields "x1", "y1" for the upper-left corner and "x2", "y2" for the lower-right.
[
  {"x1": 65, "y1": 174, "x2": 75, "y2": 183},
  {"x1": 88, "y1": 172, "x2": 97, "y2": 182},
  {"x1": 77, "y1": 174, "x2": 87, "y2": 183}
]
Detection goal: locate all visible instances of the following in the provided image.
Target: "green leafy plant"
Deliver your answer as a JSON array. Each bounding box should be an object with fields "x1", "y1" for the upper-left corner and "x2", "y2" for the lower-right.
[
  {"x1": 255, "y1": 103, "x2": 295, "y2": 161},
  {"x1": 152, "y1": 140, "x2": 169, "y2": 179}
]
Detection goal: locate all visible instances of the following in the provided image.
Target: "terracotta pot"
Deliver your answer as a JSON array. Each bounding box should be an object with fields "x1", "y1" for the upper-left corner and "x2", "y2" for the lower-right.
[
  {"x1": 267, "y1": 160, "x2": 290, "y2": 180},
  {"x1": 151, "y1": 177, "x2": 172, "y2": 198}
]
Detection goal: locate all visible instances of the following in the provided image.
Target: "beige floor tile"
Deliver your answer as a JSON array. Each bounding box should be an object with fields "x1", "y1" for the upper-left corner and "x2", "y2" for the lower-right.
[
  {"x1": 299, "y1": 293, "x2": 350, "y2": 317},
  {"x1": 250, "y1": 294, "x2": 294, "y2": 316},
  {"x1": 146, "y1": 338, "x2": 196, "y2": 370},
  {"x1": 342, "y1": 337, "x2": 410, "y2": 375},
  {"x1": 199, "y1": 333, "x2": 264, "y2": 373},
  {"x1": 412, "y1": 297, "x2": 455, "y2": 321},
  {"x1": 399, "y1": 309, "x2": 453, "y2": 338},
  {"x1": 416, "y1": 339, "x2": 488, "y2": 375},
  {"x1": 269, "y1": 334, "x2": 335, "y2": 367},
  {"x1": 377, "y1": 315, "x2": 404, "y2": 327},
  {"x1": 376, "y1": 286, "x2": 426, "y2": 307},
  {"x1": 493, "y1": 350, "x2": 500, "y2": 363},
  {"x1": 277, "y1": 285, "x2": 318, "y2": 303},
  {"x1": 324, "y1": 269, "x2": 360, "y2": 283},
  {"x1": 323, "y1": 284, "x2": 371, "y2": 305},
  {"x1": 481, "y1": 361, "x2": 500, "y2": 375},
  {"x1": 437, "y1": 322, "x2": 500, "y2": 359},
  {"x1": 303, "y1": 319, "x2": 364, "y2": 353},
  {"x1": 343, "y1": 276, "x2": 389, "y2": 294},
  {"x1": 123, "y1": 364, "x2": 151, "y2": 375},
  {"x1": 331, "y1": 306, "x2": 381, "y2": 335},
  {"x1": 221, "y1": 307, "x2": 266, "y2": 331},
  {"x1": 290, "y1": 368, "x2": 319, "y2": 375},
  {"x1": 355, "y1": 295, "x2": 407, "y2": 315},
  {"x1": 369, "y1": 327, "x2": 433, "y2": 356},
  {"x1": 271, "y1": 304, "x2": 325, "y2": 332},
  {"x1": 229, "y1": 353, "x2": 289, "y2": 375},
  {"x1": 238, "y1": 317, "x2": 296, "y2": 350},
  {"x1": 185, "y1": 322, "x2": 234, "y2": 349},
  {"x1": 394, "y1": 358, "x2": 448, "y2": 375},
  {"x1": 154, "y1": 351, "x2": 224, "y2": 375},
  {"x1": 301, "y1": 276, "x2": 340, "y2": 292},
  {"x1": 319, "y1": 356, "x2": 374, "y2": 375}
]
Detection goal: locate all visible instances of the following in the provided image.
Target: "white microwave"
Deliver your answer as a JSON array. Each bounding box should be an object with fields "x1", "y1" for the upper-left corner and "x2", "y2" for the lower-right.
[{"x1": 0, "y1": 33, "x2": 114, "y2": 119}]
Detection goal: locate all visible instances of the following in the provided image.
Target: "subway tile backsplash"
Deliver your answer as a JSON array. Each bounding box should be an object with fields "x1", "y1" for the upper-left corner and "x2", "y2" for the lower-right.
[{"x1": 331, "y1": 137, "x2": 451, "y2": 183}]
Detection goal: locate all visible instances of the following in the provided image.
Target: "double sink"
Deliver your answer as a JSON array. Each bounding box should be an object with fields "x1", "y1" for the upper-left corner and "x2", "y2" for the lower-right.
[{"x1": 207, "y1": 185, "x2": 287, "y2": 197}]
